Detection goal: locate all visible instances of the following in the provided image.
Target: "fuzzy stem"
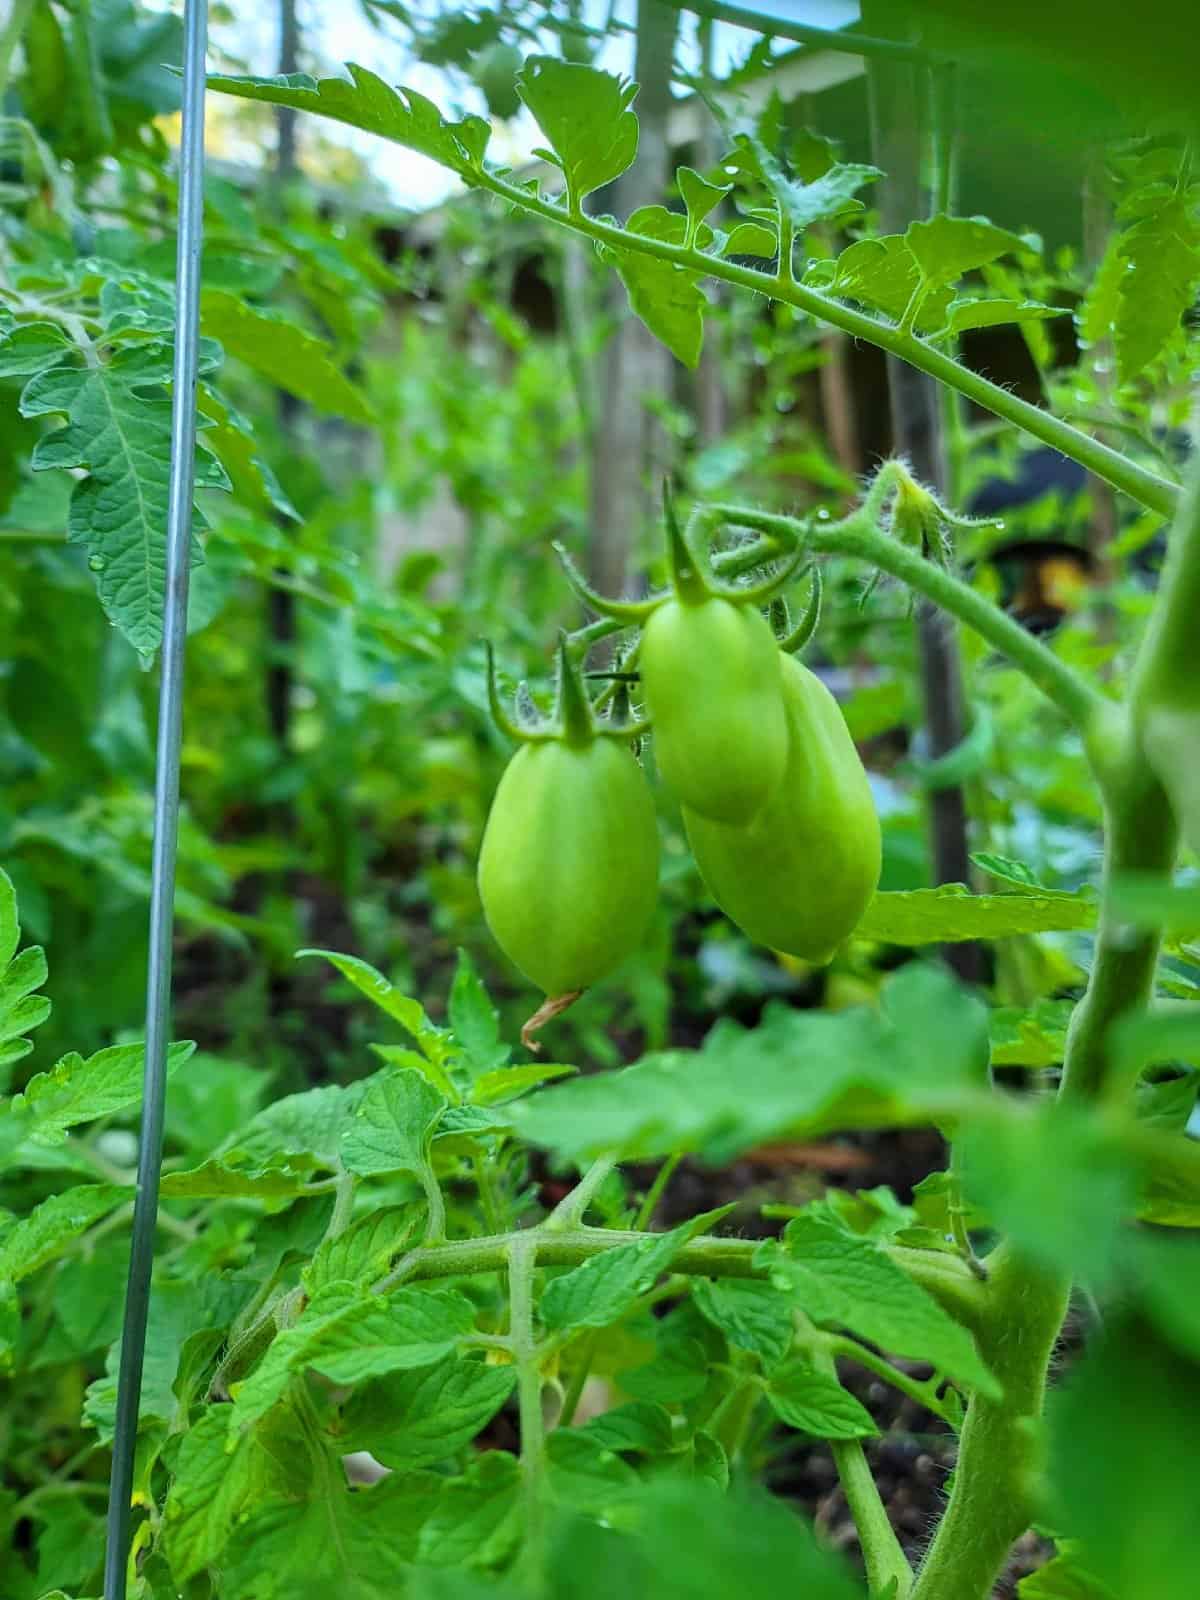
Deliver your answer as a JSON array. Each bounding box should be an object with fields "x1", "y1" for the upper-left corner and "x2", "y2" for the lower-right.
[
  {"x1": 908, "y1": 1246, "x2": 1070, "y2": 1600},
  {"x1": 824, "y1": 1334, "x2": 959, "y2": 1427},
  {"x1": 544, "y1": 1156, "x2": 617, "y2": 1231},
  {"x1": 464, "y1": 168, "x2": 1178, "y2": 520},
  {"x1": 833, "y1": 1439, "x2": 913, "y2": 1598},
  {"x1": 810, "y1": 1343, "x2": 911, "y2": 1596},
  {"x1": 634, "y1": 1152, "x2": 681, "y2": 1230},
  {"x1": 706, "y1": 502, "x2": 1104, "y2": 733}
]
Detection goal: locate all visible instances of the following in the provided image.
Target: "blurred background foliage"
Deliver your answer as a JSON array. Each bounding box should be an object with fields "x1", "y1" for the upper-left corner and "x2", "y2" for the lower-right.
[{"x1": 0, "y1": 0, "x2": 1191, "y2": 1090}]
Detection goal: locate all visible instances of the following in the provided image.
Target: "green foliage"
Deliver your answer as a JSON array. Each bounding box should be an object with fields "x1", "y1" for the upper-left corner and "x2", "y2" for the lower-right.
[{"x1": 4, "y1": 9, "x2": 1200, "y2": 1600}]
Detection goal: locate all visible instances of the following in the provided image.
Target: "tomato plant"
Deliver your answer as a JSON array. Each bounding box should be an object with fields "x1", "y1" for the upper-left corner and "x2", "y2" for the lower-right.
[{"x1": 1, "y1": 5, "x2": 1200, "y2": 1600}]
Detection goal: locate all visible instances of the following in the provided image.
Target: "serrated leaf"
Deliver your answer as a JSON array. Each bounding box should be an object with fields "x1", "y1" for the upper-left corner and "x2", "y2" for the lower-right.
[
  {"x1": 208, "y1": 63, "x2": 489, "y2": 175},
  {"x1": 19, "y1": 349, "x2": 227, "y2": 653},
  {"x1": 774, "y1": 159, "x2": 881, "y2": 232},
  {"x1": 730, "y1": 133, "x2": 879, "y2": 234},
  {"x1": 197, "y1": 385, "x2": 299, "y2": 521},
  {"x1": 230, "y1": 1081, "x2": 361, "y2": 1170},
  {"x1": 602, "y1": 244, "x2": 706, "y2": 367},
  {"x1": 221, "y1": 1472, "x2": 438, "y2": 1598},
  {"x1": 163, "y1": 1403, "x2": 310, "y2": 1581},
  {"x1": 545, "y1": 1428, "x2": 640, "y2": 1512},
  {"x1": 723, "y1": 220, "x2": 779, "y2": 258},
  {"x1": 0, "y1": 869, "x2": 20, "y2": 968},
  {"x1": 200, "y1": 290, "x2": 374, "y2": 423},
  {"x1": 946, "y1": 297, "x2": 1067, "y2": 335},
  {"x1": 300, "y1": 1285, "x2": 475, "y2": 1386},
  {"x1": 576, "y1": 1400, "x2": 673, "y2": 1455},
  {"x1": 905, "y1": 214, "x2": 1032, "y2": 285},
  {"x1": 516, "y1": 56, "x2": 638, "y2": 205},
  {"x1": 417, "y1": 1451, "x2": 522, "y2": 1568},
  {"x1": 341, "y1": 1068, "x2": 447, "y2": 1177},
  {"x1": 1077, "y1": 231, "x2": 1126, "y2": 349},
  {"x1": 159, "y1": 1159, "x2": 313, "y2": 1200},
  {"x1": 766, "y1": 1212, "x2": 997, "y2": 1395},
  {"x1": 677, "y1": 165, "x2": 730, "y2": 236},
  {"x1": 230, "y1": 1281, "x2": 474, "y2": 1431},
  {"x1": 1114, "y1": 192, "x2": 1200, "y2": 384},
  {"x1": 855, "y1": 886, "x2": 1096, "y2": 944},
  {"x1": 84, "y1": 1274, "x2": 248, "y2": 1441},
  {"x1": 298, "y1": 948, "x2": 434, "y2": 1038},
  {"x1": 988, "y1": 1000, "x2": 1074, "y2": 1067},
  {"x1": 303, "y1": 1206, "x2": 416, "y2": 1294},
  {"x1": 830, "y1": 234, "x2": 953, "y2": 329},
  {"x1": 471, "y1": 1061, "x2": 576, "y2": 1106},
  {"x1": 619, "y1": 1331, "x2": 709, "y2": 1403},
  {"x1": 766, "y1": 1356, "x2": 879, "y2": 1439},
  {"x1": 449, "y1": 947, "x2": 508, "y2": 1077},
  {"x1": 510, "y1": 964, "x2": 990, "y2": 1165},
  {"x1": 541, "y1": 1218, "x2": 704, "y2": 1332},
  {"x1": 338, "y1": 1354, "x2": 516, "y2": 1466},
  {"x1": 12, "y1": 1039, "x2": 194, "y2": 1141},
  {"x1": 1019, "y1": 1549, "x2": 1117, "y2": 1599},
  {"x1": 0, "y1": 320, "x2": 74, "y2": 376},
  {"x1": 0, "y1": 1184, "x2": 131, "y2": 1284},
  {"x1": 692, "y1": 1278, "x2": 794, "y2": 1369}
]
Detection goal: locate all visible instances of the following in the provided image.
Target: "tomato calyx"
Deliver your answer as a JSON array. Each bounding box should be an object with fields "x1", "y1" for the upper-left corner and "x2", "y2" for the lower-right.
[
  {"x1": 484, "y1": 635, "x2": 648, "y2": 749},
  {"x1": 771, "y1": 564, "x2": 823, "y2": 655}
]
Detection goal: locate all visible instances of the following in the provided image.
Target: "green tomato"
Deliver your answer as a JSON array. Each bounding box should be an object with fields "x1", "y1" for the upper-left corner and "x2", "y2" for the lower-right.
[
  {"x1": 478, "y1": 736, "x2": 659, "y2": 996},
  {"x1": 684, "y1": 655, "x2": 881, "y2": 963},
  {"x1": 474, "y1": 43, "x2": 523, "y2": 120},
  {"x1": 640, "y1": 595, "x2": 788, "y2": 824}
]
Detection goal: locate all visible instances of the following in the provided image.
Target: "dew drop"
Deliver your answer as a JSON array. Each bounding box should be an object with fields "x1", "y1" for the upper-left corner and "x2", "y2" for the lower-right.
[
  {"x1": 88, "y1": 554, "x2": 106, "y2": 571},
  {"x1": 816, "y1": 507, "x2": 832, "y2": 521}
]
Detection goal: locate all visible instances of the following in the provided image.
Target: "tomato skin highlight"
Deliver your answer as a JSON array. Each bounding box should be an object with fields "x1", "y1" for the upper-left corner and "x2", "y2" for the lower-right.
[
  {"x1": 639, "y1": 596, "x2": 787, "y2": 823},
  {"x1": 683, "y1": 655, "x2": 881, "y2": 963},
  {"x1": 478, "y1": 737, "x2": 659, "y2": 996}
]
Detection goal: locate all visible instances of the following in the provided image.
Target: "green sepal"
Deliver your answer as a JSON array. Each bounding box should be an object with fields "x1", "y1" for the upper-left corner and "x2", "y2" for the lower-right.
[
  {"x1": 663, "y1": 481, "x2": 710, "y2": 604},
  {"x1": 779, "y1": 565, "x2": 823, "y2": 654},
  {"x1": 554, "y1": 632, "x2": 599, "y2": 747},
  {"x1": 484, "y1": 642, "x2": 553, "y2": 745},
  {"x1": 709, "y1": 537, "x2": 808, "y2": 606},
  {"x1": 553, "y1": 540, "x2": 662, "y2": 622}
]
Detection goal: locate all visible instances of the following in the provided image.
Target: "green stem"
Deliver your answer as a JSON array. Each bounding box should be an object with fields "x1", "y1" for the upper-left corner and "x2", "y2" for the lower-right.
[
  {"x1": 910, "y1": 461, "x2": 1200, "y2": 1592},
  {"x1": 708, "y1": 1373, "x2": 763, "y2": 1465},
  {"x1": 468, "y1": 168, "x2": 1179, "y2": 519},
  {"x1": 509, "y1": 1233, "x2": 546, "y2": 1588},
  {"x1": 833, "y1": 1439, "x2": 912, "y2": 1598},
  {"x1": 634, "y1": 1152, "x2": 681, "y2": 1230},
  {"x1": 824, "y1": 1335, "x2": 959, "y2": 1427},
  {"x1": 705, "y1": 502, "x2": 1104, "y2": 733},
  {"x1": 810, "y1": 1342, "x2": 912, "y2": 1595},
  {"x1": 544, "y1": 1156, "x2": 616, "y2": 1231},
  {"x1": 321, "y1": 1167, "x2": 356, "y2": 1243},
  {"x1": 655, "y1": 0, "x2": 936, "y2": 62},
  {"x1": 908, "y1": 1246, "x2": 1070, "y2": 1600},
  {"x1": 419, "y1": 1164, "x2": 447, "y2": 1246},
  {"x1": 379, "y1": 1224, "x2": 987, "y2": 1320}
]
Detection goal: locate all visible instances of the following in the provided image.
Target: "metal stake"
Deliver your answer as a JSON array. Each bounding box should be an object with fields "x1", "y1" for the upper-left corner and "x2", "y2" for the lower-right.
[{"x1": 102, "y1": 0, "x2": 209, "y2": 1592}]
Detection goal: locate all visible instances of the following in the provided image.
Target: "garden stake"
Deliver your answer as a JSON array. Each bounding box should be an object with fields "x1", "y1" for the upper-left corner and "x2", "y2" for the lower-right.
[{"x1": 101, "y1": 1, "x2": 209, "y2": 1594}]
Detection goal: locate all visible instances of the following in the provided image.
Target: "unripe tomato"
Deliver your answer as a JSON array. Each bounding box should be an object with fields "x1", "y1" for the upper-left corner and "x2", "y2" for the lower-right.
[
  {"x1": 640, "y1": 596, "x2": 788, "y2": 824},
  {"x1": 474, "y1": 43, "x2": 523, "y2": 120},
  {"x1": 478, "y1": 736, "x2": 659, "y2": 996},
  {"x1": 683, "y1": 655, "x2": 880, "y2": 963}
]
